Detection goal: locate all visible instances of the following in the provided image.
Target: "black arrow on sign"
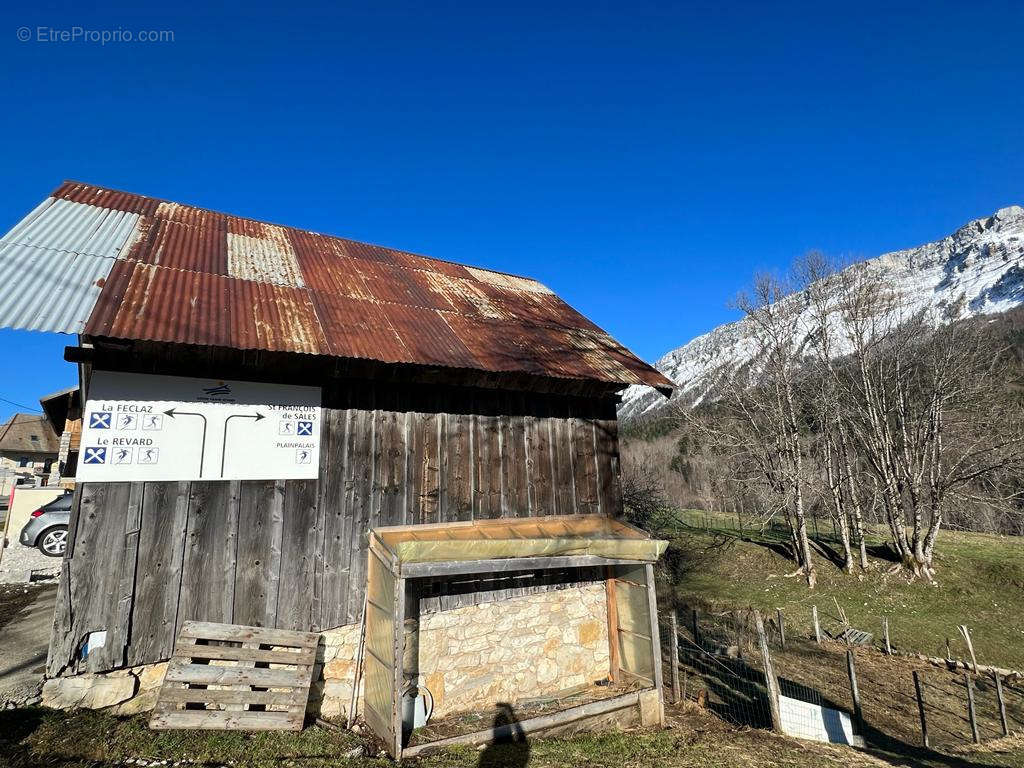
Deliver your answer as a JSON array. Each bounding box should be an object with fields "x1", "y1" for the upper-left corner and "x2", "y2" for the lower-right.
[
  {"x1": 164, "y1": 408, "x2": 208, "y2": 478},
  {"x1": 220, "y1": 412, "x2": 265, "y2": 477}
]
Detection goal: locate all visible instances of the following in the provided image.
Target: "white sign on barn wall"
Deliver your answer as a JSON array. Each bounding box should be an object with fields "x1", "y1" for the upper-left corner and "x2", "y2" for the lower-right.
[{"x1": 78, "y1": 372, "x2": 322, "y2": 482}]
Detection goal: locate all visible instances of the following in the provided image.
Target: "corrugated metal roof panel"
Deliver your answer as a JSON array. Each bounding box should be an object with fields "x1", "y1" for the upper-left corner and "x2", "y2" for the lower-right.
[
  {"x1": 419, "y1": 271, "x2": 508, "y2": 320},
  {"x1": 126, "y1": 217, "x2": 229, "y2": 274},
  {"x1": 0, "y1": 198, "x2": 140, "y2": 332},
  {"x1": 310, "y1": 291, "x2": 411, "y2": 362},
  {"x1": 0, "y1": 245, "x2": 115, "y2": 333},
  {"x1": 382, "y1": 304, "x2": 481, "y2": 369},
  {"x1": 5, "y1": 198, "x2": 140, "y2": 260},
  {"x1": 52, "y1": 181, "x2": 159, "y2": 216},
  {"x1": 289, "y1": 231, "x2": 372, "y2": 298},
  {"x1": 226, "y1": 229, "x2": 305, "y2": 287},
  {"x1": 236, "y1": 277, "x2": 326, "y2": 354},
  {"x1": 0, "y1": 182, "x2": 674, "y2": 394},
  {"x1": 88, "y1": 262, "x2": 326, "y2": 355},
  {"x1": 465, "y1": 265, "x2": 551, "y2": 294},
  {"x1": 352, "y1": 259, "x2": 453, "y2": 311}
]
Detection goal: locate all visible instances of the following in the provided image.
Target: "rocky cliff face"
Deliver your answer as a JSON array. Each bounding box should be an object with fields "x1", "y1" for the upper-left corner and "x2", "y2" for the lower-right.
[{"x1": 620, "y1": 205, "x2": 1024, "y2": 422}]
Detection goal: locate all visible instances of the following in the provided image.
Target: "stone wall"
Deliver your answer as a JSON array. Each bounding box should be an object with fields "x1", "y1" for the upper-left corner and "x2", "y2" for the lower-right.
[
  {"x1": 320, "y1": 581, "x2": 610, "y2": 720},
  {"x1": 42, "y1": 581, "x2": 612, "y2": 725},
  {"x1": 41, "y1": 662, "x2": 167, "y2": 714}
]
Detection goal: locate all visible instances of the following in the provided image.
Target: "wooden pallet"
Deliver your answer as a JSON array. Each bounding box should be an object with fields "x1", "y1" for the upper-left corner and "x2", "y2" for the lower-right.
[
  {"x1": 835, "y1": 627, "x2": 874, "y2": 647},
  {"x1": 150, "y1": 620, "x2": 319, "y2": 731}
]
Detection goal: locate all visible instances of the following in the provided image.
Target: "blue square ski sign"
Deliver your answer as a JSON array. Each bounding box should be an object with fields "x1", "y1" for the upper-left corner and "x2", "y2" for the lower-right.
[
  {"x1": 297, "y1": 420, "x2": 314, "y2": 436},
  {"x1": 83, "y1": 447, "x2": 107, "y2": 465},
  {"x1": 89, "y1": 412, "x2": 112, "y2": 429}
]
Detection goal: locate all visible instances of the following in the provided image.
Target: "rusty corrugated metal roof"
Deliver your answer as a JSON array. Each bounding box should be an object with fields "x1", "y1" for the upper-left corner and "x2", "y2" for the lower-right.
[{"x1": 0, "y1": 181, "x2": 673, "y2": 393}]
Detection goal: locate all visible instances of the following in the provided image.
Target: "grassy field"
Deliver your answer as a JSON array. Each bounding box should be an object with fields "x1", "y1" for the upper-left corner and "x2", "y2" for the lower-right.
[
  {"x1": 3, "y1": 703, "x2": 1020, "y2": 768},
  {"x1": 659, "y1": 512, "x2": 1024, "y2": 671}
]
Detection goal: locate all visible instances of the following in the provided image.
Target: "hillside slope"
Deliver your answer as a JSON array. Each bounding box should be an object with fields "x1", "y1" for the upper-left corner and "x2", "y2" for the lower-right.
[
  {"x1": 621, "y1": 205, "x2": 1024, "y2": 421},
  {"x1": 661, "y1": 516, "x2": 1024, "y2": 671}
]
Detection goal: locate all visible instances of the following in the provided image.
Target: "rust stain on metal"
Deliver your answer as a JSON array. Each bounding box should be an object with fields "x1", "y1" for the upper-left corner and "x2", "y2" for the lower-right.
[{"x1": 42, "y1": 180, "x2": 673, "y2": 392}]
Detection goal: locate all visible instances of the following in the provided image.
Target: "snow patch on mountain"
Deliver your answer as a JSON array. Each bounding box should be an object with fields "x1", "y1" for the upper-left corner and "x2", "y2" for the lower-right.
[{"x1": 620, "y1": 205, "x2": 1024, "y2": 422}]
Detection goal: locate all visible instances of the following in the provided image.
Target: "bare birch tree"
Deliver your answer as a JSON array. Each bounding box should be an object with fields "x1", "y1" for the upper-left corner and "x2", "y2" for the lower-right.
[
  {"x1": 797, "y1": 252, "x2": 857, "y2": 572},
  {"x1": 683, "y1": 273, "x2": 817, "y2": 586},
  {"x1": 833, "y1": 265, "x2": 1024, "y2": 579}
]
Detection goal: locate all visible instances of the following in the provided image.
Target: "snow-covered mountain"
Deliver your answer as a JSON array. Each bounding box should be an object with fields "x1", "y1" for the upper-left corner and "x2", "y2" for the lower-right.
[{"x1": 620, "y1": 205, "x2": 1024, "y2": 422}]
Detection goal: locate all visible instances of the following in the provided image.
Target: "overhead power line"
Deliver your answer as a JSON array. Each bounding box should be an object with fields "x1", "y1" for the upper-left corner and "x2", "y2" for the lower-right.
[{"x1": 0, "y1": 396, "x2": 42, "y2": 413}]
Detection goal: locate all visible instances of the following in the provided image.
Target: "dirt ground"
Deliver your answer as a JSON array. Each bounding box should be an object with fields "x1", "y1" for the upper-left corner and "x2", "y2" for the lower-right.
[{"x1": 0, "y1": 583, "x2": 56, "y2": 706}]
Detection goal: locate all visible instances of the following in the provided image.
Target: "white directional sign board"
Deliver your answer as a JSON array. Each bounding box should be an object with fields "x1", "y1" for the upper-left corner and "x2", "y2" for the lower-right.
[{"x1": 78, "y1": 372, "x2": 322, "y2": 482}]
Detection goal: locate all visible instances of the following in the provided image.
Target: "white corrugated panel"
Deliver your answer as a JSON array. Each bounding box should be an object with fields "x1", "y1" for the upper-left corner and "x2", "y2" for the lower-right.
[
  {"x1": 226, "y1": 229, "x2": 305, "y2": 288},
  {"x1": 0, "y1": 198, "x2": 140, "y2": 333}
]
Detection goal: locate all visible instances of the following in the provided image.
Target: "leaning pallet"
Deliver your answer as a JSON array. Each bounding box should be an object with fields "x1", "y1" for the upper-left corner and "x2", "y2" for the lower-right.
[{"x1": 150, "y1": 620, "x2": 319, "y2": 731}]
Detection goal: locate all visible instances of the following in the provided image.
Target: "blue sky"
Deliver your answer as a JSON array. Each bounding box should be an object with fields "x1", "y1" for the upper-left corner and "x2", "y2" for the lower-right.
[{"x1": 0, "y1": 1, "x2": 1021, "y2": 422}]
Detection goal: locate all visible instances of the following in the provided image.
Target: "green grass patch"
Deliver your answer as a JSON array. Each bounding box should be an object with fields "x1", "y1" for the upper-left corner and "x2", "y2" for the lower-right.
[
  {"x1": 659, "y1": 521, "x2": 1024, "y2": 670},
  {"x1": 0, "y1": 707, "x2": 378, "y2": 768}
]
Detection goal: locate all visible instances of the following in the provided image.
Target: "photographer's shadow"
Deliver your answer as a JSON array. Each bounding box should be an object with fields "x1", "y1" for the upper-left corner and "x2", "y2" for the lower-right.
[{"x1": 477, "y1": 702, "x2": 530, "y2": 768}]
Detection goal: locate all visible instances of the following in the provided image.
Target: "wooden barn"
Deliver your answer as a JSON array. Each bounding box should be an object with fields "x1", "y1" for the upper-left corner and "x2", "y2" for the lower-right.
[{"x1": 0, "y1": 182, "x2": 673, "y2": 750}]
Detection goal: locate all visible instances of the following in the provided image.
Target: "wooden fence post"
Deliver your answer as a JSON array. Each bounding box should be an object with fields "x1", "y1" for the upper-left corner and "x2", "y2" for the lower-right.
[
  {"x1": 913, "y1": 671, "x2": 929, "y2": 748},
  {"x1": 692, "y1": 608, "x2": 700, "y2": 647},
  {"x1": 811, "y1": 605, "x2": 821, "y2": 645},
  {"x1": 846, "y1": 649, "x2": 863, "y2": 731},
  {"x1": 670, "y1": 611, "x2": 681, "y2": 704},
  {"x1": 733, "y1": 610, "x2": 743, "y2": 659},
  {"x1": 994, "y1": 674, "x2": 1009, "y2": 737},
  {"x1": 754, "y1": 610, "x2": 782, "y2": 733},
  {"x1": 965, "y1": 674, "x2": 980, "y2": 744},
  {"x1": 776, "y1": 608, "x2": 786, "y2": 650},
  {"x1": 883, "y1": 617, "x2": 892, "y2": 655}
]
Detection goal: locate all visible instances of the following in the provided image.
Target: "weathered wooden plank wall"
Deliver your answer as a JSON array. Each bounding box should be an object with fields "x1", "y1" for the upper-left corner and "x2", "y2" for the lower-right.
[{"x1": 47, "y1": 380, "x2": 622, "y2": 677}]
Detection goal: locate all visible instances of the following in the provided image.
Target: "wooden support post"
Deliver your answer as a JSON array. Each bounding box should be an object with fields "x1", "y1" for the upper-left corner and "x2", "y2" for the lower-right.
[
  {"x1": 605, "y1": 567, "x2": 621, "y2": 683},
  {"x1": 812, "y1": 605, "x2": 821, "y2": 645},
  {"x1": 776, "y1": 608, "x2": 786, "y2": 649},
  {"x1": 913, "y1": 671, "x2": 929, "y2": 748},
  {"x1": 692, "y1": 607, "x2": 700, "y2": 646},
  {"x1": 347, "y1": 596, "x2": 367, "y2": 729},
  {"x1": 995, "y1": 674, "x2": 1009, "y2": 737},
  {"x1": 669, "y1": 611, "x2": 681, "y2": 704},
  {"x1": 965, "y1": 674, "x2": 980, "y2": 744},
  {"x1": 846, "y1": 649, "x2": 863, "y2": 731},
  {"x1": 643, "y1": 563, "x2": 665, "y2": 726},
  {"x1": 392, "y1": 576, "x2": 407, "y2": 760},
  {"x1": 754, "y1": 610, "x2": 782, "y2": 733},
  {"x1": 883, "y1": 617, "x2": 892, "y2": 655}
]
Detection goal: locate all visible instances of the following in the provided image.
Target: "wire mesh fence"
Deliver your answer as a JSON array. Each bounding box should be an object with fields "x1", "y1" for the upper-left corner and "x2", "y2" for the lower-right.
[
  {"x1": 912, "y1": 669, "x2": 1024, "y2": 749},
  {"x1": 666, "y1": 507, "x2": 899, "y2": 555},
  {"x1": 664, "y1": 607, "x2": 774, "y2": 729},
  {"x1": 659, "y1": 600, "x2": 1023, "y2": 754}
]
